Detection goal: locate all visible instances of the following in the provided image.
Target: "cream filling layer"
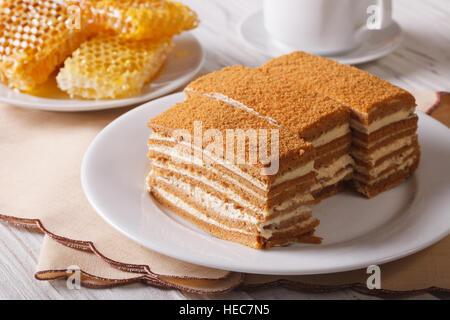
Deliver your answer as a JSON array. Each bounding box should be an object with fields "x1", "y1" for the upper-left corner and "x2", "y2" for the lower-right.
[
  {"x1": 350, "y1": 109, "x2": 415, "y2": 134},
  {"x1": 153, "y1": 162, "x2": 265, "y2": 216},
  {"x1": 152, "y1": 161, "x2": 313, "y2": 216},
  {"x1": 316, "y1": 143, "x2": 350, "y2": 160},
  {"x1": 316, "y1": 154, "x2": 354, "y2": 181},
  {"x1": 148, "y1": 134, "x2": 314, "y2": 190},
  {"x1": 153, "y1": 186, "x2": 256, "y2": 236},
  {"x1": 310, "y1": 124, "x2": 350, "y2": 147},
  {"x1": 311, "y1": 166, "x2": 354, "y2": 192},
  {"x1": 152, "y1": 159, "x2": 266, "y2": 201},
  {"x1": 156, "y1": 175, "x2": 260, "y2": 223},
  {"x1": 272, "y1": 162, "x2": 314, "y2": 186},
  {"x1": 262, "y1": 206, "x2": 312, "y2": 229},
  {"x1": 148, "y1": 141, "x2": 267, "y2": 190},
  {"x1": 354, "y1": 147, "x2": 416, "y2": 177},
  {"x1": 353, "y1": 126, "x2": 417, "y2": 149},
  {"x1": 262, "y1": 216, "x2": 317, "y2": 239},
  {"x1": 152, "y1": 179, "x2": 313, "y2": 239},
  {"x1": 353, "y1": 156, "x2": 417, "y2": 185},
  {"x1": 272, "y1": 193, "x2": 314, "y2": 211},
  {"x1": 351, "y1": 135, "x2": 416, "y2": 166}
]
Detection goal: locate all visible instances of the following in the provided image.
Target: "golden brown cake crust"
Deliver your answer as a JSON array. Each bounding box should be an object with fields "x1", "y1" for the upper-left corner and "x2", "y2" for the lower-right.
[
  {"x1": 148, "y1": 95, "x2": 313, "y2": 160},
  {"x1": 186, "y1": 66, "x2": 350, "y2": 141},
  {"x1": 261, "y1": 51, "x2": 416, "y2": 122},
  {"x1": 148, "y1": 95, "x2": 315, "y2": 184}
]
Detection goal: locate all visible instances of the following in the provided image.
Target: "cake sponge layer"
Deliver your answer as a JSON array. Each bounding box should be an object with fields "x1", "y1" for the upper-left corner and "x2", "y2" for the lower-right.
[
  {"x1": 150, "y1": 175, "x2": 319, "y2": 249},
  {"x1": 349, "y1": 155, "x2": 420, "y2": 198}
]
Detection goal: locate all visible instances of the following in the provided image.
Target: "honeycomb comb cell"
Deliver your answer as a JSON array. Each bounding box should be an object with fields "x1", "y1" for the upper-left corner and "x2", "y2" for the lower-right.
[
  {"x1": 0, "y1": 0, "x2": 90, "y2": 92},
  {"x1": 56, "y1": 35, "x2": 173, "y2": 99},
  {"x1": 76, "y1": 0, "x2": 199, "y2": 40}
]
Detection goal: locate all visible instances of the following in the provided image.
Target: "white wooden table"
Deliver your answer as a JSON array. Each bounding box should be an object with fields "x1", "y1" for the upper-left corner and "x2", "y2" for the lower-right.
[{"x1": 1, "y1": 0, "x2": 449, "y2": 300}]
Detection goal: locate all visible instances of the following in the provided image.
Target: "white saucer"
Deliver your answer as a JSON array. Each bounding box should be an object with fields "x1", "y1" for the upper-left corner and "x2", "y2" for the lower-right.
[
  {"x1": 82, "y1": 92, "x2": 450, "y2": 275},
  {"x1": 0, "y1": 33, "x2": 204, "y2": 112},
  {"x1": 239, "y1": 11, "x2": 403, "y2": 65}
]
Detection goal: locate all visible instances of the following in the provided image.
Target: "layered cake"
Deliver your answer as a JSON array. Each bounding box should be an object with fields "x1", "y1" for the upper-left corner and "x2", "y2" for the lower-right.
[
  {"x1": 185, "y1": 66, "x2": 353, "y2": 201},
  {"x1": 262, "y1": 52, "x2": 420, "y2": 198},
  {"x1": 147, "y1": 95, "x2": 320, "y2": 248},
  {"x1": 146, "y1": 52, "x2": 420, "y2": 248}
]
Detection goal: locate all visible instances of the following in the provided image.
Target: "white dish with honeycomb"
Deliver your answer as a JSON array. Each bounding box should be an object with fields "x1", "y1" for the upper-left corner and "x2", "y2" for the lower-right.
[{"x1": 0, "y1": 33, "x2": 204, "y2": 112}]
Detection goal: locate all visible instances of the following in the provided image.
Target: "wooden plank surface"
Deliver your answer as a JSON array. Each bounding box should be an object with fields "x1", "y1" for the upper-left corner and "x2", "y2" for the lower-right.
[{"x1": 0, "y1": 0, "x2": 448, "y2": 300}]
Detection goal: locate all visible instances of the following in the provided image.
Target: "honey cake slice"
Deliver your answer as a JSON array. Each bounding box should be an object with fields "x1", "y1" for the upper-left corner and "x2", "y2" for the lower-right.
[
  {"x1": 185, "y1": 66, "x2": 353, "y2": 201},
  {"x1": 147, "y1": 95, "x2": 319, "y2": 249},
  {"x1": 148, "y1": 94, "x2": 317, "y2": 207},
  {"x1": 261, "y1": 51, "x2": 416, "y2": 125},
  {"x1": 262, "y1": 52, "x2": 419, "y2": 198}
]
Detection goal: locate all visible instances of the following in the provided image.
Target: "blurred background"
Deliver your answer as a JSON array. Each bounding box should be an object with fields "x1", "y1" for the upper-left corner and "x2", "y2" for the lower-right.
[{"x1": 183, "y1": 0, "x2": 450, "y2": 91}]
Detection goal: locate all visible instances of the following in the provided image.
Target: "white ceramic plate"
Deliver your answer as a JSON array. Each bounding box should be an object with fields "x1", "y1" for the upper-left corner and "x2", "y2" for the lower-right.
[
  {"x1": 0, "y1": 34, "x2": 204, "y2": 112},
  {"x1": 82, "y1": 92, "x2": 450, "y2": 275},
  {"x1": 239, "y1": 11, "x2": 403, "y2": 65}
]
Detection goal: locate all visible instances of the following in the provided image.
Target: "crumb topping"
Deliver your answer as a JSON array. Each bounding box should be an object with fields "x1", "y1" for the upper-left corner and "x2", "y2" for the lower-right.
[
  {"x1": 148, "y1": 95, "x2": 314, "y2": 163},
  {"x1": 186, "y1": 66, "x2": 349, "y2": 139},
  {"x1": 261, "y1": 51, "x2": 415, "y2": 113}
]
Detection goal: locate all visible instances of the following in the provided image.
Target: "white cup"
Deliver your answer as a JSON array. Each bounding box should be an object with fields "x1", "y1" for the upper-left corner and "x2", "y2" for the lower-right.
[{"x1": 263, "y1": 0, "x2": 393, "y2": 55}]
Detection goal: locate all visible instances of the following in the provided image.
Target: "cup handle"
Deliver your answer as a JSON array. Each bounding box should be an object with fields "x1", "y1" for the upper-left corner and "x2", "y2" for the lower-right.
[{"x1": 367, "y1": 0, "x2": 393, "y2": 30}]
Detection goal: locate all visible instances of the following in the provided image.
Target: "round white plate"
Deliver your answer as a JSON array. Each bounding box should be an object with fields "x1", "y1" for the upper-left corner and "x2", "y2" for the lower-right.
[
  {"x1": 239, "y1": 11, "x2": 403, "y2": 65},
  {"x1": 0, "y1": 33, "x2": 204, "y2": 112},
  {"x1": 82, "y1": 92, "x2": 450, "y2": 275}
]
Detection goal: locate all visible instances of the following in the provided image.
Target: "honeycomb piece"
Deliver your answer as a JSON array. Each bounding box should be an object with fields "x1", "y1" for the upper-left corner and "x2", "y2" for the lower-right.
[
  {"x1": 77, "y1": 0, "x2": 199, "y2": 40},
  {"x1": 0, "y1": 0, "x2": 90, "y2": 92},
  {"x1": 56, "y1": 35, "x2": 173, "y2": 99}
]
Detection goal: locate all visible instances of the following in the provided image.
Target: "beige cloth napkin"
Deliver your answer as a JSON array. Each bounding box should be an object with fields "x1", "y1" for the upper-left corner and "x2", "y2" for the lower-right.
[{"x1": 1, "y1": 91, "x2": 449, "y2": 295}]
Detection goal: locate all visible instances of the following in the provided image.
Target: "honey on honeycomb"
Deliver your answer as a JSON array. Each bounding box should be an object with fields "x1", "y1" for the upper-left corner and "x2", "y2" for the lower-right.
[
  {"x1": 56, "y1": 35, "x2": 173, "y2": 99},
  {"x1": 0, "y1": 0, "x2": 90, "y2": 92},
  {"x1": 77, "y1": 0, "x2": 199, "y2": 40}
]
